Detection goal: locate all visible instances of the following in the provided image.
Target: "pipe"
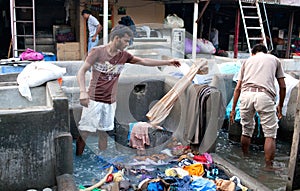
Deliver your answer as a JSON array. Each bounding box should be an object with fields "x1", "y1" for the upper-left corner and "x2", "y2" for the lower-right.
[
  {"x1": 285, "y1": 11, "x2": 294, "y2": 59},
  {"x1": 262, "y1": 0, "x2": 273, "y2": 51},
  {"x1": 10, "y1": 0, "x2": 18, "y2": 57},
  {"x1": 103, "y1": 0, "x2": 109, "y2": 45},
  {"x1": 192, "y1": 1, "x2": 199, "y2": 60},
  {"x1": 234, "y1": 8, "x2": 240, "y2": 59},
  {"x1": 196, "y1": 0, "x2": 210, "y2": 24}
]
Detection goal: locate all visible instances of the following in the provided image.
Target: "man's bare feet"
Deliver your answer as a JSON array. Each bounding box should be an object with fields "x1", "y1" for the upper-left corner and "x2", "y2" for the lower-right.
[{"x1": 262, "y1": 161, "x2": 282, "y2": 172}]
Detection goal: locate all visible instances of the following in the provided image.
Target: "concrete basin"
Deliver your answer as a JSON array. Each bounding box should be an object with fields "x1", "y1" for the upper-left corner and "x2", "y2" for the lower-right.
[{"x1": 0, "y1": 80, "x2": 75, "y2": 191}]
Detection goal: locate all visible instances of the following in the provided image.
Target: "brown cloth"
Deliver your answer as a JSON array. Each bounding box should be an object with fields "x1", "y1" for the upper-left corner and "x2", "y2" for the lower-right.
[
  {"x1": 184, "y1": 84, "x2": 225, "y2": 153},
  {"x1": 185, "y1": 84, "x2": 210, "y2": 144},
  {"x1": 146, "y1": 59, "x2": 208, "y2": 125},
  {"x1": 215, "y1": 179, "x2": 236, "y2": 191}
]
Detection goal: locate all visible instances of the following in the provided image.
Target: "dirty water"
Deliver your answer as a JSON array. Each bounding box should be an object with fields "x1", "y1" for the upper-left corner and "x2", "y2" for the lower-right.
[
  {"x1": 73, "y1": 129, "x2": 290, "y2": 191},
  {"x1": 73, "y1": 135, "x2": 174, "y2": 188},
  {"x1": 216, "y1": 129, "x2": 290, "y2": 191}
]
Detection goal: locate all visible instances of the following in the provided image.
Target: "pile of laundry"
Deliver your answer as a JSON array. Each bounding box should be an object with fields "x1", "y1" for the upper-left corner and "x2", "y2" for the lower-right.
[{"x1": 78, "y1": 140, "x2": 250, "y2": 191}]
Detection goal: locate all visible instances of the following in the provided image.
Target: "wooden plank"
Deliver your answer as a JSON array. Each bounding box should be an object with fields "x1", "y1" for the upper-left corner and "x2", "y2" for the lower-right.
[
  {"x1": 286, "y1": 81, "x2": 300, "y2": 191},
  {"x1": 57, "y1": 42, "x2": 80, "y2": 52},
  {"x1": 57, "y1": 51, "x2": 81, "y2": 61}
]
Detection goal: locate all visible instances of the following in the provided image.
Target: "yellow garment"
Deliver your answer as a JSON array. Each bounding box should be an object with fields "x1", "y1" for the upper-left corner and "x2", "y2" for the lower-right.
[
  {"x1": 165, "y1": 168, "x2": 178, "y2": 177},
  {"x1": 182, "y1": 163, "x2": 204, "y2": 176},
  {"x1": 165, "y1": 168, "x2": 189, "y2": 178},
  {"x1": 113, "y1": 170, "x2": 124, "y2": 182}
]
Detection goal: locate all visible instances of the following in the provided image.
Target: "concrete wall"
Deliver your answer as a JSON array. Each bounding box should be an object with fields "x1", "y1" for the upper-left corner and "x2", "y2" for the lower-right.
[
  {"x1": 0, "y1": 81, "x2": 74, "y2": 191},
  {"x1": 52, "y1": 61, "x2": 87, "y2": 139},
  {"x1": 113, "y1": 0, "x2": 165, "y2": 25}
]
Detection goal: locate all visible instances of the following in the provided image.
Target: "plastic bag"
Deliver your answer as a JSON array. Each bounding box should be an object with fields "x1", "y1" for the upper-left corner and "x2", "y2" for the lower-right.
[
  {"x1": 185, "y1": 38, "x2": 201, "y2": 54},
  {"x1": 164, "y1": 14, "x2": 184, "y2": 28},
  {"x1": 19, "y1": 48, "x2": 44, "y2": 61},
  {"x1": 17, "y1": 61, "x2": 66, "y2": 101},
  {"x1": 17, "y1": 61, "x2": 66, "y2": 87},
  {"x1": 197, "y1": 39, "x2": 216, "y2": 54}
]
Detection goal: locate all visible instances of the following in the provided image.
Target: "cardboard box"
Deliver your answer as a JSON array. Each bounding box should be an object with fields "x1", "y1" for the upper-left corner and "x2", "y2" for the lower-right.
[
  {"x1": 57, "y1": 51, "x2": 80, "y2": 61},
  {"x1": 56, "y1": 42, "x2": 81, "y2": 61}
]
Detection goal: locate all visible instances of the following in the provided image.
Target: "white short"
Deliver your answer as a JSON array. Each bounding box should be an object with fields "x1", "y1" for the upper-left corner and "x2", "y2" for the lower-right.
[
  {"x1": 239, "y1": 91, "x2": 278, "y2": 138},
  {"x1": 78, "y1": 100, "x2": 116, "y2": 132}
]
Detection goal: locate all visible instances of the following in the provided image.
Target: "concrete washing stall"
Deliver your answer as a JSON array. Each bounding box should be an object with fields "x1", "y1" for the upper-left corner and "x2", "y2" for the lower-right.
[
  {"x1": 114, "y1": 64, "x2": 229, "y2": 154},
  {"x1": 56, "y1": 61, "x2": 226, "y2": 154},
  {"x1": 0, "y1": 75, "x2": 76, "y2": 191}
]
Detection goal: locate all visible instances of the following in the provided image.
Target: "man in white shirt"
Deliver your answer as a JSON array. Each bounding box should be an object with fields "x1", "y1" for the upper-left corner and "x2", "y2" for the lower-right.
[
  {"x1": 210, "y1": 28, "x2": 219, "y2": 50},
  {"x1": 81, "y1": 9, "x2": 103, "y2": 52},
  {"x1": 230, "y1": 44, "x2": 286, "y2": 170}
]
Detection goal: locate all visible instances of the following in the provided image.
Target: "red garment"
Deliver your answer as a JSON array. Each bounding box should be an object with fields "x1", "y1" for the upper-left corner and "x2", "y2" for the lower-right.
[
  {"x1": 193, "y1": 155, "x2": 207, "y2": 163},
  {"x1": 86, "y1": 46, "x2": 133, "y2": 104}
]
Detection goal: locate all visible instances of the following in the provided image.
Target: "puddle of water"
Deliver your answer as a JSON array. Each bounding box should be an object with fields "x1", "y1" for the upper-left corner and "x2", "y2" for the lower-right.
[
  {"x1": 73, "y1": 130, "x2": 291, "y2": 190},
  {"x1": 73, "y1": 135, "x2": 175, "y2": 188},
  {"x1": 215, "y1": 129, "x2": 290, "y2": 191},
  {"x1": 73, "y1": 135, "x2": 132, "y2": 186}
]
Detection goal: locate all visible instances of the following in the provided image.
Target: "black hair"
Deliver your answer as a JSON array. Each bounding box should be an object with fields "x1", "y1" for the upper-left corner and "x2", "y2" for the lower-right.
[
  {"x1": 251, "y1": 44, "x2": 268, "y2": 54},
  {"x1": 81, "y1": 9, "x2": 91, "y2": 16},
  {"x1": 109, "y1": 24, "x2": 133, "y2": 41}
]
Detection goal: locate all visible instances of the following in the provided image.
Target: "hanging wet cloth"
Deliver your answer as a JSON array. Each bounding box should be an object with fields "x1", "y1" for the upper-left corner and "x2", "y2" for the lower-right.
[{"x1": 146, "y1": 59, "x2": 208, "y2": 125}]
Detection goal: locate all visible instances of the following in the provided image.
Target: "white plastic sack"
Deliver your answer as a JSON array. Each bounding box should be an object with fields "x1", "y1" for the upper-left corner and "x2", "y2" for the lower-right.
[
  {"x1": 275, "y1": 73, "x2": 299, "y2": 116},
  {"x1": 164, "y1": 14, "x2": 184, "y2": 28},
  {"x1": 17, "y1": 61, "x2": 66, "y2": 101},
  {"x1": 197, "y1": 38, "x2": 216, "y2": 54}
]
